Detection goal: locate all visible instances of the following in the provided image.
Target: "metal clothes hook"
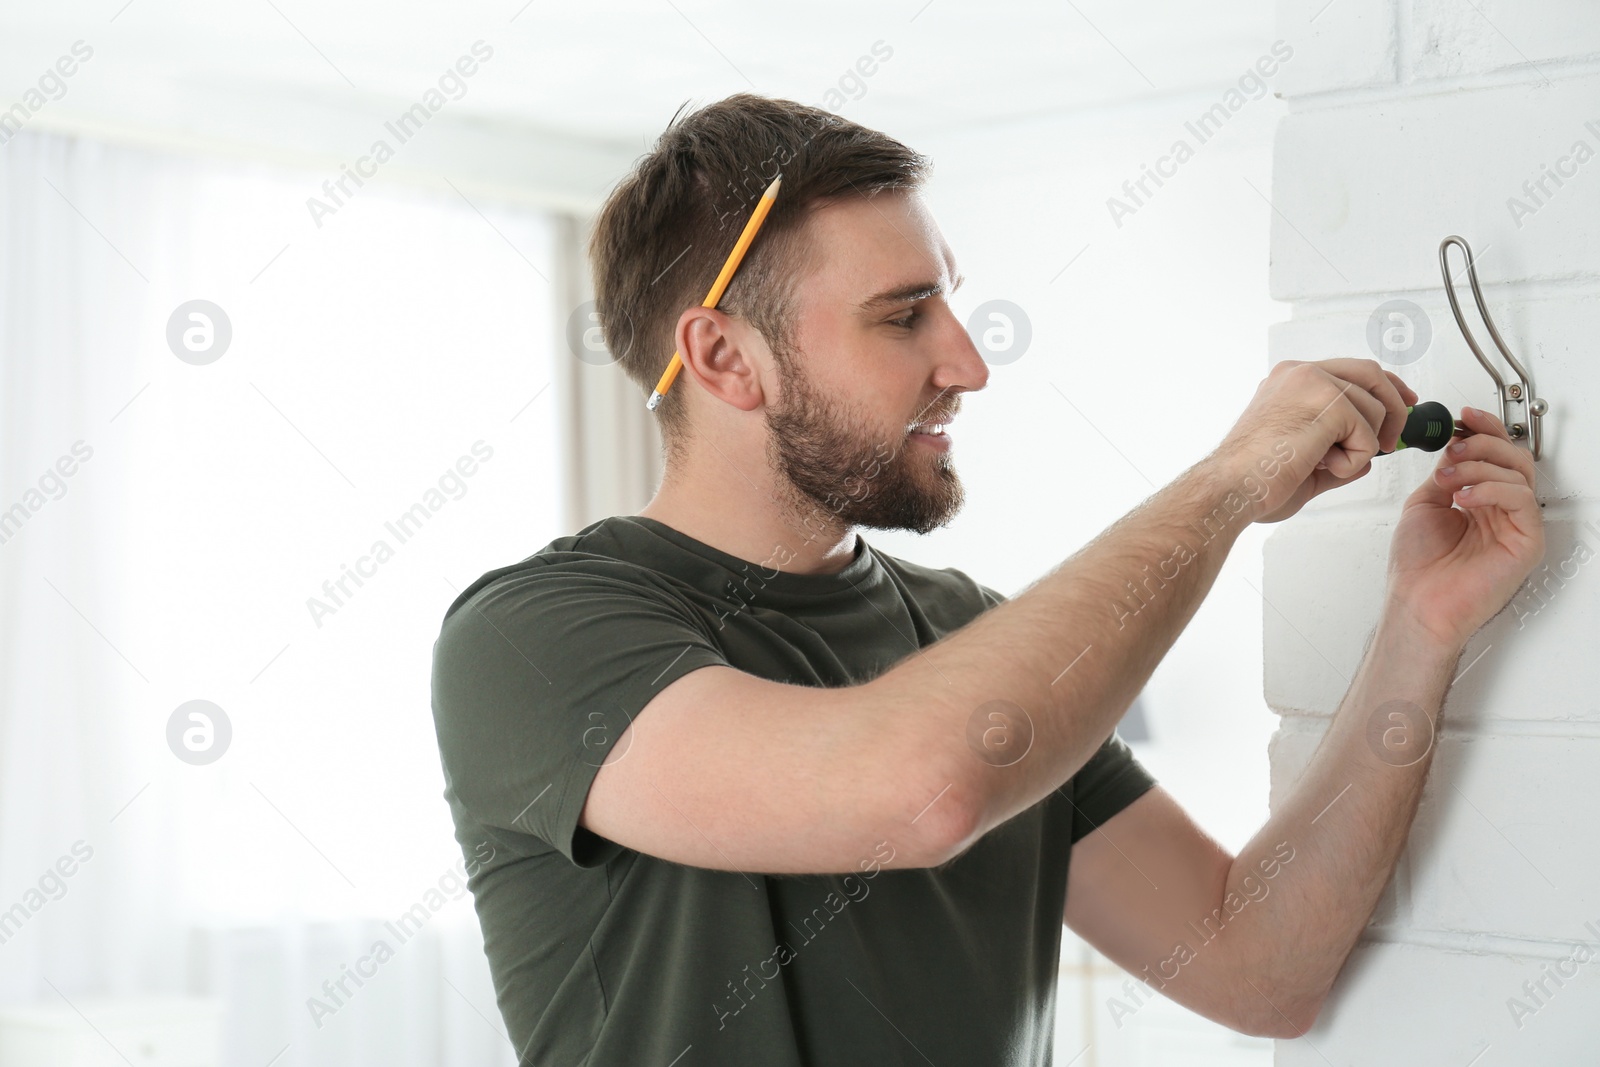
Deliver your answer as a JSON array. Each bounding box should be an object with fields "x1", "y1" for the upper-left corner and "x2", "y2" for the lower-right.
[{"x1": 1438, "y1": 235, "x2": 1547, "y2": 459}]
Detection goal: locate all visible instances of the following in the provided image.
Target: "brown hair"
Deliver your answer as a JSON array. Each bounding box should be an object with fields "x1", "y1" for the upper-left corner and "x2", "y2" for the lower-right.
[{"x1": 587, "y1": 93, "x2": 930, "y2": 451}]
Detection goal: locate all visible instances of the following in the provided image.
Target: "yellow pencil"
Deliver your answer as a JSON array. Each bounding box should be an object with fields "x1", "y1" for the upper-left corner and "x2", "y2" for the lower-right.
[{"x1": 646, "y1": 174, "x2": 782, "y2": 411}]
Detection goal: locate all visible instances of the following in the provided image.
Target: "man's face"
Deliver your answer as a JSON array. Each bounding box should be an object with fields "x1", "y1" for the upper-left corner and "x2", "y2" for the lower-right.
[{"x1": 763, "y1": 190, "x2": 989, "y2": 537}]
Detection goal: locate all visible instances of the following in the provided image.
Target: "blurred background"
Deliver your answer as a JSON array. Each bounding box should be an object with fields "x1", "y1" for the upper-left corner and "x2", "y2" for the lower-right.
[{"x1": 0, "y1": 2, "x2": 1290, "y2": 1063}]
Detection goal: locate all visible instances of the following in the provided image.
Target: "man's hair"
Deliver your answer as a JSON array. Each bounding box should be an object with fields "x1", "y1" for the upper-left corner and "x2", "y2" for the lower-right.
[{"x1": 587, "y1": 93, "x2": 930, "y2": 451}]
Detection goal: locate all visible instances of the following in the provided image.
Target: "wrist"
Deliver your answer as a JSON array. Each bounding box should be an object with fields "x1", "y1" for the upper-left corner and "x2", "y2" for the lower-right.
[
  {"x1": 1185, "y1": 450, "x2": 1264, "y2": 532},
  {"x1": 1377, "y1": 593, "x2": 1467, "y2": 663}
]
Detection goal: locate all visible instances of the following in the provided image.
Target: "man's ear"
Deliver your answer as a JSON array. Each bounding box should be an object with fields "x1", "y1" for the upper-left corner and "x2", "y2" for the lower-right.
[{"x1": 674, "y1": 305, "x2": 768, "y2": 414}]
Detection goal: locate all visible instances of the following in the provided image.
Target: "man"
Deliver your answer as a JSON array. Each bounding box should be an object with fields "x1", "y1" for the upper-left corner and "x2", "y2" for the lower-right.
[{"x1": 430, "y1": 94, "x2": 1544, "y2": 1065}]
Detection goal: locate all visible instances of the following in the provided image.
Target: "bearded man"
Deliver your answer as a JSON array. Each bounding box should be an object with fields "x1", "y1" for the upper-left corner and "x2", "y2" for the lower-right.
[{"x1": 429, "y1": 93, "x2": 1543, "y2": 1067}]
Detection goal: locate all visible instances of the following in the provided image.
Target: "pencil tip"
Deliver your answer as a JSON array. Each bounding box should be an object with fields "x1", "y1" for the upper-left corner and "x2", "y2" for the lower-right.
[{"x1": 765, "y1": 175, "x2": 782, "y2": 197}]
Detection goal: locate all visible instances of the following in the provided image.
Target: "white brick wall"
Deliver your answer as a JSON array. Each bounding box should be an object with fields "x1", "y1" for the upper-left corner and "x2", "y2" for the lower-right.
[{"x1": 1267, "y1": 1, "x2": 1600, "y2": 1060}]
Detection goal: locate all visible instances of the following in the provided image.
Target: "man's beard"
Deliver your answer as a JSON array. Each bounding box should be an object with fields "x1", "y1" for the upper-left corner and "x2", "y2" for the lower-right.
[{"x1": 763, "y1": 354, "x2": 965, "y2": 537}]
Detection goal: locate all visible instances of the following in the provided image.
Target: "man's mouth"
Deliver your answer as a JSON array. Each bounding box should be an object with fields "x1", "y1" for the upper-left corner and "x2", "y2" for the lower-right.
[
  {"x1": 908, "y1": 406, "x2": 957, "y2": 436},
  {"x1": 907, "y1": 416, "x2": 953, "y2": 451}
]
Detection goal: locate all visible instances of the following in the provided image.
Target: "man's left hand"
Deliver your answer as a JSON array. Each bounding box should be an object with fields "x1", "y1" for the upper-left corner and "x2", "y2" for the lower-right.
[{"x1": 1384, "y1": 404, "x2": 1545, "y2": 650}]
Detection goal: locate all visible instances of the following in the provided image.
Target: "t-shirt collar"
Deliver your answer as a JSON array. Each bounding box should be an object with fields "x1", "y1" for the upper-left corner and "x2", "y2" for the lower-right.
[{"x1": 617, "y1": 515, "x2": 879, "y2": 596}]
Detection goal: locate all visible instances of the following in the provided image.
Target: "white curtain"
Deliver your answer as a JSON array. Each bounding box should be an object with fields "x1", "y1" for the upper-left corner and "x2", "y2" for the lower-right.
[
  {"x1": 0, "y1": 127, "x2": 576, "y2": 1066},
  {"x1": 551, "y1": 212, "x2": 666, "y2": 529}
]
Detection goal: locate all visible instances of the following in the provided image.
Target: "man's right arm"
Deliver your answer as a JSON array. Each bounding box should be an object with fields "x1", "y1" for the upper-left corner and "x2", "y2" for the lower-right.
[{"x1": 580, "y1": 358, "x2": 1419, "y2": 875}]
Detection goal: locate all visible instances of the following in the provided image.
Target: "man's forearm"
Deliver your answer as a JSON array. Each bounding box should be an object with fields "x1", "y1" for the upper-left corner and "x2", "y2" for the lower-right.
[
  {"x1": 866, "y1": 451, "x2": 1255, "y2": 851},
  {"x1": 1217, "y1": 603, "x2": 1462, "y2": 1030}
]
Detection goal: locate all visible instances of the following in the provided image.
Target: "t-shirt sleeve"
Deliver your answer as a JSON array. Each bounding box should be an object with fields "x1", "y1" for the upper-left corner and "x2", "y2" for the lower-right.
[
  {"x1": 976, "y1": 581, "x2": 1009, "y2": 610},
  {"x1": 431, "y1": 563, "x2": 731, "y2": 869},
  {"x1": 1066, "y1": 730, "x2": 1158, "y2": 844}
]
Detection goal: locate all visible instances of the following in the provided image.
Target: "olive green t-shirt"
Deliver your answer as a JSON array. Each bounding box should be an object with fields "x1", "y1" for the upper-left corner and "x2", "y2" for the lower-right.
[{"x1": 430, "y1": 514, "x2": 1156, "y2": 1066}]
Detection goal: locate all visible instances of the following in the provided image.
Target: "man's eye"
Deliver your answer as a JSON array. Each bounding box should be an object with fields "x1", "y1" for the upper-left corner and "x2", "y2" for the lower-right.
[{"x1": 889, "y1": 310, "x2": 920, "y2": 330}]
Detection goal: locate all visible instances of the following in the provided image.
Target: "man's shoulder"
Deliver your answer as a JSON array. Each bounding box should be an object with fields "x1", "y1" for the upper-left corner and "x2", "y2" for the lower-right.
[
  {"x1": 870, "y1": 546, "x2": 1009, "y2": 609},
  {"x1": 438, "y1": 516, "x2": 672, "y2": 628}
]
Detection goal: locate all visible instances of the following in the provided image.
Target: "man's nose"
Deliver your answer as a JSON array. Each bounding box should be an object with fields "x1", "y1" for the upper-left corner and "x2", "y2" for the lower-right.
[{"x1": 933, "y1": 306, "x2": 990, "y2": 394}]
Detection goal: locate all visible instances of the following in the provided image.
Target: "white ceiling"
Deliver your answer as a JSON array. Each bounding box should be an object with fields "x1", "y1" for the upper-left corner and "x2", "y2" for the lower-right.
[{"x1": 2, "y1": 0, "x2": 1277, "y2": 206}]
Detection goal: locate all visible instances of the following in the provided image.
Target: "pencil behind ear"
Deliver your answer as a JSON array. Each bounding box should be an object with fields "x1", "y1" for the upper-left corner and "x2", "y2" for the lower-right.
[
  {"x1": 649, "y1": 175, "x2": 783, "y2": 411},
  {"x1": 671, "y1": 304, "x2": 768, "y2": 416}
]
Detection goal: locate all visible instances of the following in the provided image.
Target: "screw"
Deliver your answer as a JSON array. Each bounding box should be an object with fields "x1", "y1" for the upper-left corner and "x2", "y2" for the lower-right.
[{"x1": 1508, "y1": 384, "x2": 1523, "y2": 399}]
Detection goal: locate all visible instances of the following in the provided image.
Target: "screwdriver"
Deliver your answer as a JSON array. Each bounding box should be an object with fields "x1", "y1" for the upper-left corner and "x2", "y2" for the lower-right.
[{"x1": 1377, "y1": 400, "x2": 1472, "y2": 455}]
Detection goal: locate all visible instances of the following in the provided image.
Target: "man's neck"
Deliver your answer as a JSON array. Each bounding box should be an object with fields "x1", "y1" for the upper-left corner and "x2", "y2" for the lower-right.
[{"x1": 636, "y1": 462, "x2": 861, "y2": 577}]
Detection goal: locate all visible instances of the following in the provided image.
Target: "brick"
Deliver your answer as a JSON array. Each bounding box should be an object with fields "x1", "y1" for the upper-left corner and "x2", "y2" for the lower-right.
[
  {"x1": 1266, "y1": 513, "x2": 1600, "y2": 720},
  {"x1": 1276, "y1": 0, "x2": 1399, "y2": 95},
  {"x1": 1279, "y1": 939, "x2": 1600, "y2": 1064},
  {"x1": 1269, "y1": 74, "x2": 1600, "y2": 300},
  {"x1": 1408, "y1": 0, "x2": 1600, "y2": 81},
  {"x1": 1405, "y1": 733, "x2": 1600, "y2": 941}
]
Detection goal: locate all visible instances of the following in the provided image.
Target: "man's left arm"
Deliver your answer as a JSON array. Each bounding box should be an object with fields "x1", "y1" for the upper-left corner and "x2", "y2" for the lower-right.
[{"x1": 1063, "y1": 405, "x2": 1545, "y2": 1038}]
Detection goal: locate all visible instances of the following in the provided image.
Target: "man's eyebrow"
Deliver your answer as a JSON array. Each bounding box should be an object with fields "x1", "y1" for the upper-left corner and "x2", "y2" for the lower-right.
[{"x1": 855, "y1": 271, "x2": 966, "y2": 314}]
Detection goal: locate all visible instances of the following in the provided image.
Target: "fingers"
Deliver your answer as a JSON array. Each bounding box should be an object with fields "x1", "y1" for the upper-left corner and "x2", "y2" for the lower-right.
[
  {"x1": 1255, "y1": 358, "x2": 1421, "y2": 499},
  {"x1": 1305, "y1": 401, "x2": 1373, "y2": 477},
  {"x1": 1434, "y1": 459, "x2": 1529, "y2": 494},
  {"x1": 1407, "y1": 404, "x2": 1541, "y2": 511},
  {"x1": 1457, "y1": 402, "x2": 1513, "y2": 442},
  {"x1": 1450, "y1": 479, "x2": 1542, "y2": 538},
  {"x1": 1313, "y1": 388, "x2": 1380, "y2": 478},
  {"x1": 1340, "y1": 386, "x2": 1390, "y2": 451},
  {"x1": 1440, "y1": 406, "x2": 1539, "y2": 490},
  {"x1": 1310, "y1": 358, "x2": 1416, "y2": 453},
  {"x1": 1383, "y1": 370, "x2": 1420, "y2": 407}
]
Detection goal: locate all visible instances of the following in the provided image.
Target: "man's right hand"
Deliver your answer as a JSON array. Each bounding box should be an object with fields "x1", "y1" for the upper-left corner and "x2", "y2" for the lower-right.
[{"x1": 1209, "y1": 358, "x2": 1420, "y2": 525}]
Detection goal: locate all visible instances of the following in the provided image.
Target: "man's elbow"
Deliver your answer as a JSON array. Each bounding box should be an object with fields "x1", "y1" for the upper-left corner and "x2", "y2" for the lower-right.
[
  {"x1": 1230, "y1": 991, "x2": 1325, "y2": 1040},
  {"x1": 913, "y1": 786, "x2": 986, "y2": 869},
  {"x1": 891, "y1": 737, "x2": 991, "y2": 870}
]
